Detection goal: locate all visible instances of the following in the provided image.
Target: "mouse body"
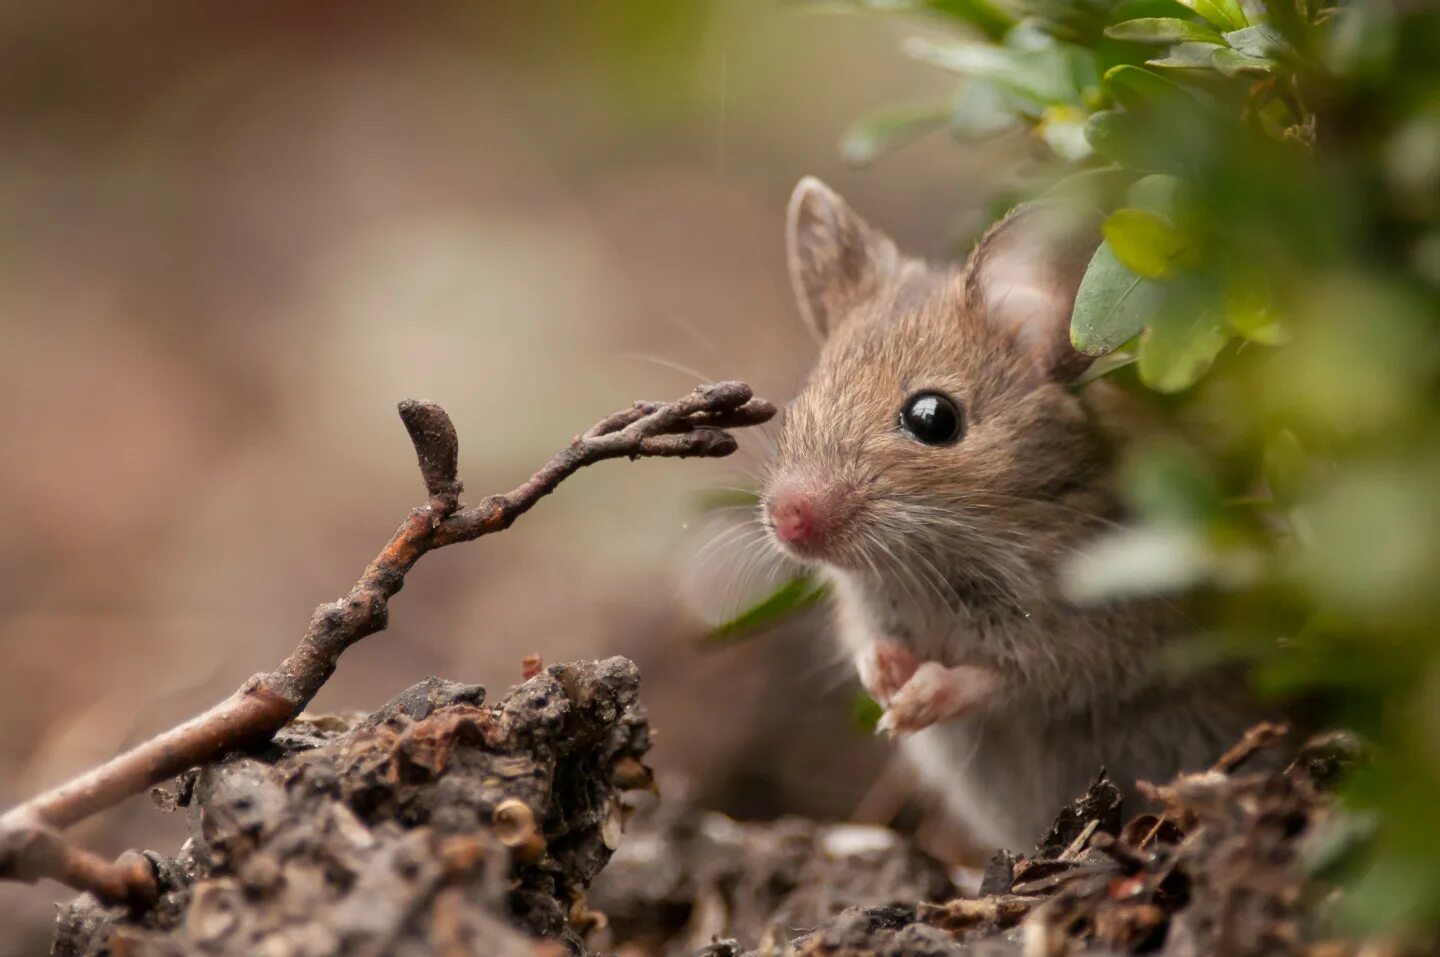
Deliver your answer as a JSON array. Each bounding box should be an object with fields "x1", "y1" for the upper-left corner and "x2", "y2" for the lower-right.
[{"x1": 761, "y1": 177, "x2": 1263, "y2": 850}]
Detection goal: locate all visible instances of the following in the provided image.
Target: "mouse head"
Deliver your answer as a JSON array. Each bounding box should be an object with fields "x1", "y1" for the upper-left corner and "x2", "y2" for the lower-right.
[{"x1": 763, "y1": 177, "x2": 1111, "y2": 605}]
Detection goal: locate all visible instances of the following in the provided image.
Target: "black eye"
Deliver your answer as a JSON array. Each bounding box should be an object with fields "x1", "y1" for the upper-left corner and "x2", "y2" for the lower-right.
[{"x1": 899, "y1": 392, "x2": 963, "y2": 446}]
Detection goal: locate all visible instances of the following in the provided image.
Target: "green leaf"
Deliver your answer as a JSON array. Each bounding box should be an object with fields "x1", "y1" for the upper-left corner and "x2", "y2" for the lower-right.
[
  {"x1": 1070, "y1": 242, "x2": 1165, "y2": 355},
  {"x1": 1147, "y1": 40, "x2": 1226, "y2": 69},
  {"x1": 1103, "y1": 208, "x2": 1200, "y2": 279},
  {"x1": 948, "y1": 80, "x2": 1022, "y2": 139},
  {"x1": 851, "y1": 690, "x2": 883, "y2": 733},
  {"x1": 919, "y1": 0, "x2": 1015, "y2": 42},
  {"x1": 1210, "y1": 47, "x2": 1274, "y2": 77},
  {"x1": 1127, "y1": 173, "x2": 1185, "y2": 219},
  {"x1": 1084, "y1": 109, "x2": 1155, "y2": 168},
  {"x1": 906, "y1": 35, "x2": 1095, "y2": 109},
  {"x1": 1225, "y1": 280, "x2": 1287, "y2": 344},
  {"x1": 904, "y1": 35, "x2": 1015, "y2": 78},
  {"x1": 1223, "y1": 23, "x2": 1292, "y2": 59},
  {"x1": 1105, "y1": 17, "x2": 1224, "y2": 44},
  {"x1": 840, "y1": 102, "x2": 951, "y2": 167},
  {"x1": 706, "y1": 576, "x2": 830, "y2": 644},
  {"x1": 1123, "y1": 443, "x2": 1224, "y2": 527},
  {"x1": 1041, "y1": 166, "x2": 1136, "y2": 210},
  {"x1": 1173, "y1": 0, "x2": 1248, "y2": 32},
  {"x1": 1137, "y1": 308, "x2": 1230, "y2": 392},
  {"x1": 1103, "y1": 65, "x2": 1191, "y2": 112},
  {"x1": 693, "y1": 488, "x2": 760, "y2": 513},
  {"x1": 1072, "y1": 350, "x2": 1138, "y2": 387}
]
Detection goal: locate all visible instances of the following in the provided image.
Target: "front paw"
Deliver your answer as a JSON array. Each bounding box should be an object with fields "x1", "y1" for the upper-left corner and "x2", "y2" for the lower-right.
[
  {"x1": 876, "y1": 662, "x2": 998, "y2": 737},
  {"x1": 857, "y1": 641, "x2": 920, "y2": 706}
]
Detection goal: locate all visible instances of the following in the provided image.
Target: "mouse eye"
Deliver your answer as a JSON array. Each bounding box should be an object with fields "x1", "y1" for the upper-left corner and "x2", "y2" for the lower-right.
[{"x1": 899, "y1": 392, "x2": 963, "y2": 446}]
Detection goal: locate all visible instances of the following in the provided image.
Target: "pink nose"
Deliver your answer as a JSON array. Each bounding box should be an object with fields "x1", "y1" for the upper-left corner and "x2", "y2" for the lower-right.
[{"x1": 769, "y1": 493, "x2": 817, "y2": 544}]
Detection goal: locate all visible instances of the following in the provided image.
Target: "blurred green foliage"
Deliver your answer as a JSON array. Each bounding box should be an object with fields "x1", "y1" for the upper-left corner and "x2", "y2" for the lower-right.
[
  {"x1": 840, "y1": 0, "x2": 1440, "y2": 934},
  {"x1": 707, "y1": 575, "x2": 832, "y2": 644}
]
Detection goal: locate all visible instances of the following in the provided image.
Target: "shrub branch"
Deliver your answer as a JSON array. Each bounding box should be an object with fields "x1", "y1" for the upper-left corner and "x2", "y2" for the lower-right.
[{"x1": 0, "y1": 381, "x2": 774, "y2": 909}]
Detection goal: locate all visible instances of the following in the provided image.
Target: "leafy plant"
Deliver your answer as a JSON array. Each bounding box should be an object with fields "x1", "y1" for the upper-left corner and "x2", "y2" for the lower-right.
[{"x1": 835, "y1": 0, "x2": 1440, "y2": 934}]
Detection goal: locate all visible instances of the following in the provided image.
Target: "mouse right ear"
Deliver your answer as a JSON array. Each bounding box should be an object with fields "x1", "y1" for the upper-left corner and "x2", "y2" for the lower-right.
[
  {"x1": 786, "y1": 177, "x2": 899, "y2": 341},
  {"x1": 965, "y1": 201, "x2": 1102, "y2": 383}
]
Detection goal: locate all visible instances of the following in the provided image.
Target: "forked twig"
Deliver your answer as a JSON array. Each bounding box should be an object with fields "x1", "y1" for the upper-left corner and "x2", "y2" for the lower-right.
[{"x1": 0, "y1": 381, "x2": 774, "y2": 908}]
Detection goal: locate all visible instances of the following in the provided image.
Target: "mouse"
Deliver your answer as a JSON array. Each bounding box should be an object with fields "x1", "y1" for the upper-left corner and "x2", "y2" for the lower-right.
[{"x1": 759, "y1": 176, "x2": 1266, "y2": 851}]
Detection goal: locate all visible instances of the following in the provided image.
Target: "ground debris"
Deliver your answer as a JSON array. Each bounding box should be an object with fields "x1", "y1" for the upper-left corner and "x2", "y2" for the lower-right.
[
  {"x1": 52, "y1": 659, "x2": 651, "y2": 957},
  {"x1": 50, "y1": 683, "x2": 1391, "y2": 957},
  {"x1": 588, "y1": 794, "x2": 955, "y2": 955},
  {"x1": 727, "y1": 729, "x2": 1369, "y2": 957}
]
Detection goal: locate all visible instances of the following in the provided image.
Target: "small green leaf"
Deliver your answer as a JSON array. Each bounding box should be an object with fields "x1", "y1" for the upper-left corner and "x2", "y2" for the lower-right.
[
  {"x1": 851, "y1": 690, "x2": 883, "y2": 733},
  {"x1": 1041, "y1": 166, "x2": 1136, "y2": 209},
  {"x1": 948, "y1": 80, "x2": 1022, "y2": 140},
  {"x1": 1070, "y1": 242, "x2": 1166, "y2": 356},
  {"x1": 1072, "y1": 350, "x2": 1138, "y2": 387},
  {"x1": 1173, "y1": 0, "x2": 1248, "y2": 32},
  {"x1": 1084, "y1": 109, "x2": 1154, "y2": 169},
  {"x1": 1103, "y1": 65, "x2": 1190, "y2": 112},
  {"x1": 1123, "y1": 443, "x2": 1225, "y2": 526},
  {"x1": 905, "y1": 35, "x2": 1095, "y2": 109},
  {"x1": 1103, "y1": 208, "x2": 1200, "y2": 279},
  {"x1": 1225, "y1": 281, "x2": 1287, "y2": 344},
  {"x1": 1223, "y1": 23, "x2": 1292, "y2": 59},
  {"x1": 693, "y1": 488, "x2": 761, "y2": 513},
  {"x1": 1127, "y1": 173, "x2": 1185, "y2": 219},
  {"x1": 1147, "y1": 40, "x2": 1226, "y2": 70},
  {"x1": 1104, "y1": 17, "x2": 1224, "y2": 44},
  {"x1": 840, "y1": 102, "x2": 951, "y2": 167},
  {"x1": 904, "y1": 36, "x2": 1015, "y2": 79},
  {"x1": 919, "y1": 0, "x2": 1016, "y2": 42},
  {"x1": 1210, "y1": 47, "x2": 1274, "y2": 77},
  {"x1": 706, "y1": 576, "x2": 830, "y2": 644},
  {"x1": 1137, "y1": 308, "x2": 1230, "y2": 392}
]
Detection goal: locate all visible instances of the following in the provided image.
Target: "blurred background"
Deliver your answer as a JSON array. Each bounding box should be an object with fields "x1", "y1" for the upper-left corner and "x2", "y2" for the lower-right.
[{"x1": 0, "y1": 2, "x2": 1009, "y2": 949}]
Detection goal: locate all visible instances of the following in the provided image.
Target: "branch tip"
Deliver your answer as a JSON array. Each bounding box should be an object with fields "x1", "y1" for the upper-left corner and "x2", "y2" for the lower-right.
[{"x1": 398, "y1": 399, "x2": 463, "y2": 513}]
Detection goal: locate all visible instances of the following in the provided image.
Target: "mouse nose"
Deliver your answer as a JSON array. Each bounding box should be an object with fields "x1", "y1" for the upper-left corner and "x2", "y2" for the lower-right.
[
  {"x1": 769, "y1": 492, "x2": 817, "y2": 545},
  {"x1": 765, "y1": 483, "x2": 852, "y2": 554}
]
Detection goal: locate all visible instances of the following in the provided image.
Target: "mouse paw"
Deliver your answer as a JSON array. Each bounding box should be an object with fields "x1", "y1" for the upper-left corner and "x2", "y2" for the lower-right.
[
  {"x1": 856, "y1": 641, "x2": 920, "y2": 707},
  {"x1": 876, "y1": 662, "x2": 998, "y2": 737}
]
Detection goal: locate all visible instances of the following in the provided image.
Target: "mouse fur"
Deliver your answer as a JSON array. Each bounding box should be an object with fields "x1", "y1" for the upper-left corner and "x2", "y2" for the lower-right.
[{"x1": 761, "y1": 177, "x2": 1265, "y2": 850}]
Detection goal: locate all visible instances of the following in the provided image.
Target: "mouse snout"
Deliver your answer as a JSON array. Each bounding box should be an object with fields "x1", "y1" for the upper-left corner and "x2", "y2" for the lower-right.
[
  {"x1": 764, "y1": 482, "x2": 857, "y2": 557},
  {"x1": 769, "y1": 492, "x2": 817, "y2": 544}
]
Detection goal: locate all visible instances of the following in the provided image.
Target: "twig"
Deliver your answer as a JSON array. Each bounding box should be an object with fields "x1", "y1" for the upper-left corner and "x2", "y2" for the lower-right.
[
  {"x1": 1211, "y1": 721, "x2": 1289, "y2": 774},
  {"x1": 0, "y1": 381, "x2": 774, "y2": 908}
]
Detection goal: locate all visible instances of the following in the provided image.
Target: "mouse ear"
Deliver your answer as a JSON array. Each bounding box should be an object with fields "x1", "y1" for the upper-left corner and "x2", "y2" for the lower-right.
[
  {"x1": 965, "y1": 202, "x2": 1101, "y2": 382},
  {"x1": 786, "y1": 177, "x2": 900, "y2": 340}
]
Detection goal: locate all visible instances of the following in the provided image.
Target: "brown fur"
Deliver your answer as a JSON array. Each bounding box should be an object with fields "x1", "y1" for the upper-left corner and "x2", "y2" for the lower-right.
[{"x1": 763, "y1": 178, "x2": 1263, "y2": 849}]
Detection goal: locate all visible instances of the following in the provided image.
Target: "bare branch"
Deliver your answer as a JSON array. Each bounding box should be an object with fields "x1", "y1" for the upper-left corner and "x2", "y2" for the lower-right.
[{"x1": 0, "y1": 381, "x2": 774, "y2": 907}]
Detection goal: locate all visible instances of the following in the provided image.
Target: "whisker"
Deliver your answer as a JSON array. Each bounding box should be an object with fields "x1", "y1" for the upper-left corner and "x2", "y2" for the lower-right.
[{"x1": 620, "y1": 352, "x2": 715, "y2": 385}]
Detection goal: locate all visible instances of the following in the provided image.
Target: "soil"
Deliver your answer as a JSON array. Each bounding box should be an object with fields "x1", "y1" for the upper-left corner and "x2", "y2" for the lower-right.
[{"x1": 50, "y1": 658, "x2": 1370, "y2": 957}]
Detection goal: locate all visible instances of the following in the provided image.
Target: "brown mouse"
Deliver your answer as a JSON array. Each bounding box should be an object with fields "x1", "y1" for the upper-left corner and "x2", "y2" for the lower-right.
[{"x1": 760, "y1": 177, "x2": 1265, "y2": 850}]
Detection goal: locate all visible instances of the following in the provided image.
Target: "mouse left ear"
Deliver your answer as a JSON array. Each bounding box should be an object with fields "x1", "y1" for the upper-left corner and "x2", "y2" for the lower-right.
[
  {"x1": 964, "y1": 202, "x2": 1101, "y2": 382},
  {"x1": 786, "y1": 176, "x2": 900, "y2": 341}
]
